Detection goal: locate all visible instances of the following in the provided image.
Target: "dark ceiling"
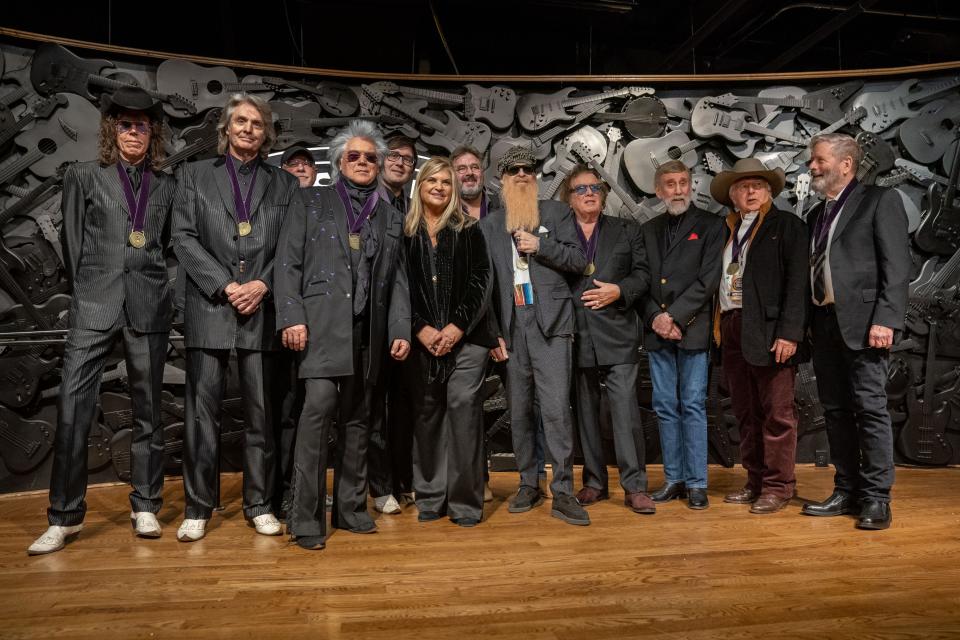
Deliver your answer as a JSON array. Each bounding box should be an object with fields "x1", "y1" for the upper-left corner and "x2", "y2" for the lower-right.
[{"x1": 4, "y1": 0, "x2": 960, "y2": 77}]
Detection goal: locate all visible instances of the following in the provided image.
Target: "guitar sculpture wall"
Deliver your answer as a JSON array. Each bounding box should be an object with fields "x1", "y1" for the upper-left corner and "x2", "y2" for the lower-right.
[{"x1": 1, "y1": 40, "x2": 958, "y2": 493}]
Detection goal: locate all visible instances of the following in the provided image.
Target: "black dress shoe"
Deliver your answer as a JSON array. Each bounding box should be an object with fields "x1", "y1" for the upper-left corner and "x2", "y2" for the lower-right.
[
  {"x1": 295, "y1": 535, "x2": 326, "y2": 550},
  {"x1": 687, "y1": 488, "x2": 709, "y2": 510},
  {"x1": 801, "y1": 490, "x2": 859, "y2": 517},
  {"x1": 650, "y1": 482, "x2": 687, "y2": 503},
  {"x1": 856, "y1": 499, "x2": 891, "y2": 530},
  {"x1": 418, "y1": 510, "x2": 443, "y2": 522},
  {"x1": 451, "y1": 517, "x2": 480, "y2": 528}
]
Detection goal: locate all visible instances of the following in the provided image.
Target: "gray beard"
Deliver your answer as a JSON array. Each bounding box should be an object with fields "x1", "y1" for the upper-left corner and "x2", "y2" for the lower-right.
[
  {"x1": 665, "y1": 197, "x2": 691, "y2": 215},
  {"x1": 460, "y1": 182, "x2": 483, "y2": 199},
  {"x1": 811, "y1": 172, "x2": 844, "y2": 195}
]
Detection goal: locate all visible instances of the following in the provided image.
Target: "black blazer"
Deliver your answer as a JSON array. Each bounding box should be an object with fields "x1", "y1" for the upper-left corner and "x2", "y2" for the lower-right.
[
  {"x1": 806, "y1": 183, "x2": 910, "y2": 350},
  {"x1": 567, "y1": 215, "x2": 649, "y2": 368},
  {"x1": 60, "y1": 161, "x2": 177, "y2": 333},
  {"x1": 479, "y1": 200, "x2": 587, "y2": 347},
  {"x1": 720, "y1": 207, "x2": 810, "y2": 367},
  {"x1": 640, "y1": 206, "x2": 724, "y2": 351},
  {"x1": 172, "y1": 156, "x2": 300, "y2": 351},
  {"x1": 274, "y1": 185, "x2": 410, "y2": 383}
]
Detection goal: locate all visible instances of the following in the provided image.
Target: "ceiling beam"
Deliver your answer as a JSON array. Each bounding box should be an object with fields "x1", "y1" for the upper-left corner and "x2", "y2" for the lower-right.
[{"x1": 662, "y1": 0, "x2": 753, "y2": 71}]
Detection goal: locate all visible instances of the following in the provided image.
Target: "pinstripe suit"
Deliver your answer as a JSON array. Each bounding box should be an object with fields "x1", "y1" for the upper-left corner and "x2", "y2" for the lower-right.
[
  {"x1": 48, "y1": 160, "x2": 176, "y2": 526},
  {"x1": 172, "y1": 155, "x2": 300, "y2": 520}
]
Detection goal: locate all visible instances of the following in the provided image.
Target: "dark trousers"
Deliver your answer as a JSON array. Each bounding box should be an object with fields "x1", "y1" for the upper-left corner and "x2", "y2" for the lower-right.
[
  {"x1": 270, "y1": 349, "x2": 303, "y2": 509},
  {"x1": 48, "y1": 323, "x2": 168, "y2": 526},
  {"x1": 810, "y1": 306, "x2": 895, "y2": 502},
  {"x1": 505, "y1": 306, "x2": 575, "y2": 497},
  {"x1": 721, "y1": 310, "x2": 798, "y2": 499},
  {"x1": 410, "y1": 342, "x2": 488, "y2": 521},
  {"x1": 368, "y1": 359, "x2": 414, "y2": 498},
  {"x1": 575, "y1": 362, "x2": 647, "y2": 494},
  {"x1": 288, "y1": 347, "x2": 375, "y2": 538},
  {"x1": 182, "y1": 347, "x2": 275, "y2": 519}
]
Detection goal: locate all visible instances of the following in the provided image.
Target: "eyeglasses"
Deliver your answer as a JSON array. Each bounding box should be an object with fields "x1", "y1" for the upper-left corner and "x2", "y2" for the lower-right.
[
  {"x1": 505, "y1": 165, "x2": 535, "y2": 176},
  {"x1": 345, "y1": 150, "x2": 378, "y2": 164},
  {"x1": 455, "y1": 163, "x2": 482, "y2": 174},
  {"x1": 116, "y1": 120, "x2": 150, "y2": 135},
  {"x1": 732, "y1": 180, "x2": 768, "y2": 193},
  {"x1": 386, "y1": 151, "x2": 415, "y2": 167},
  {"x1": 573, "y1": 183, "x2": 603, "y2": 195},
  {"x1": 283, "y1": 158, "x2": 314, "y2": 168}
]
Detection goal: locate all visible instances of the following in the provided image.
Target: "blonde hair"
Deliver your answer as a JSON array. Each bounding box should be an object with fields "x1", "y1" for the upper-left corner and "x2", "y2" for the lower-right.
[{"x1": 404, "y1": 156, "x2": 470, "y2": 237}]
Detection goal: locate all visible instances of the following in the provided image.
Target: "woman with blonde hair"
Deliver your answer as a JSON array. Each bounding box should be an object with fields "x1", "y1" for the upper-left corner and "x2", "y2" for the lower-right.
[{"x1": 404, "y1": 156, "x2": 494, "y2": 527}]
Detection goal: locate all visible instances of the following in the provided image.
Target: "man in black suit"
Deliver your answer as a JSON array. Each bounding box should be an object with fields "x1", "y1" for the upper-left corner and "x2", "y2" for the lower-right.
[
  {"x1": 172, "y1": 94, "x2": 301, "y2": 542},
  {"x1": 562, "y1": 166, "x2": 653, "y2": 515},
  {"x1": 801, "y1": 133, "x2": 910, "y2": 530},
  {"x1": 29, "y1": 87, "x2": 177, "y2": 555},
  {"x1": 709, "y1": 158, "x2": 809, "y2": 515},
  {"x1": 274, "y1": 120, "x2": 411, "y2": 551},
  {"x1": 640, "y1": 160, "x2": 724, "y2": 510},
  {"x1": 479, "y1": 146, "x2": 590, "y2": 526}
]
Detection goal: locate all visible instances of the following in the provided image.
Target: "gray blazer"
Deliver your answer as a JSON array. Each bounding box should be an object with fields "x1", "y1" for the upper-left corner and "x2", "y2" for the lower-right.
[
  {"x1": 479, "y1": 200, "x2": 587, "y2": 347},
  {"x1": 60, "y1": 160, "x2": 177, "y2": 333},
  {"x1": 273, "y1": 186, "x2": 410, "y2": 383},
  {"x1": 172, "y1": 156, "x2": 300, "y2": 351}
]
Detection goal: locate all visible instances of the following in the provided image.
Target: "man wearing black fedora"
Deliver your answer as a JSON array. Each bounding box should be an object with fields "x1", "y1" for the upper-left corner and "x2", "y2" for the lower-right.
[
  {"x1": 29, "y1": 87, "x2": 178, "y2": 554},
  {"x1": 709, "y1": 158, "x2": 809, "y2": 515}
]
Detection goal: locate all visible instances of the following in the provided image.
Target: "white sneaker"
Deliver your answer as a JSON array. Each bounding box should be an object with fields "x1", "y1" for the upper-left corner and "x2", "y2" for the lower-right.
[
  {"x1": 131, "y1": 512, "x2": 162, "y2": 538},
  {"x1": 27, "y1": 525, "x2": 83, "y2": 555},
  {"x1": 484, "y1": 483, "x2": 493, "y2": 503},
  {"x1": 374, "y1": 495, "x2": 401, "y2": 514},
  {"x1": 177, "y1": 518, "x2": 207, "y2": 542},
  {"x1": 325, "y1": 494, "x2": 333, "y2": 510},
  {"x1": 252, "y1": 513, "x2": 282, "y2": 536}
]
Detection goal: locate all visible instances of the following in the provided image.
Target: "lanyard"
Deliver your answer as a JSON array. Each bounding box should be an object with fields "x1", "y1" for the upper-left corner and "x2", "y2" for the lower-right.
[
  {"x1": 334, "y1": 178, "x2": 380, "y2": 234},
  {"x1": 224, "y1": 155, "x2": 259, "y2": 227},
  {"x1": 116, "y1": 163, "x2": 152, "y2": 234}
]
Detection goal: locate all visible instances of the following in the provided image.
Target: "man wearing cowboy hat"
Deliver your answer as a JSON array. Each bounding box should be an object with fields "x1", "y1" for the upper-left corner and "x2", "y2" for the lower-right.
[
  {"x1": 28, "y1": 87, "x2": 178, "y2": 554},
  {"x1": 478, "y1": 145, "x2": 591, "y2": 526},
  {"x1": 710, "y1": 158, "x2": 809, "y2": 515}
]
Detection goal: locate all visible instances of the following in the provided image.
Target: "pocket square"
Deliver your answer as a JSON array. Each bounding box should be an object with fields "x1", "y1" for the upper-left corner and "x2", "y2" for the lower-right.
[
  {"x1": 687, "y1": 232, "x2": 699, "y2": 240},
  {"x1": 538, "y1": 225, "x2": 549, "y2": 234}
]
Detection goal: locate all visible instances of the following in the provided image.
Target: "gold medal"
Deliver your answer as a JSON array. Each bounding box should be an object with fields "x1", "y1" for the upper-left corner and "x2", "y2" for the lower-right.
[
  {"x1": 129, "y1": 230, "x2": 146, "y2": 248},
  {"x1": 584, "y1": 262, "x2": 596, "y2": 276},
  {"x1": 727, "y1": 262, "x2": 740, "y2": 276},
  {"x1": 349, "y1": 233, "x2": 361, "y2": 250},
  {"x1": 238, "y1": 221, "x2": 252, "y2": 236},
  {"x1": 515, "y1": 256, "x2": 529, "y2": 270}
]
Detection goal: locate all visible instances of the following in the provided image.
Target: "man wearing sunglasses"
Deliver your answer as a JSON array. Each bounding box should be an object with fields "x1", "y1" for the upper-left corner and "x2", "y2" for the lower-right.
[
  {"x1": 560, "y1": 166, "x2": 654, "y2": 516},
  {"x1": 275, "y1": 120, "x2": 411, "y2": 551},
  {"x1": 29, "y1": 87, "x2": 177, "y2": 554},
  {"x1": 478, "y1": 145, "x2": 591, "y2": 526},
  {"x1": 172, "y1": 94, "x2": 301, "y2": 543}
]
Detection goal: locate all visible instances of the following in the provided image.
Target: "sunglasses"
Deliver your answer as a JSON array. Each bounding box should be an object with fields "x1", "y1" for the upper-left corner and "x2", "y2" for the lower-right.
[
  {"x1": 573, "y1": 184, "x2": 603, "y2": 195},
  {"x1": 505, "y1": 165, "x2": 535, "y2": 176},
  {"x1": 386, "y1": 150, "x2": 416, "y2": 167},
  {"x1": 345, "y1": 150, "x2": 378, "y2": 164},
  {"x1": 116, "y1": 120, "x2": 151, "y2": 135}
]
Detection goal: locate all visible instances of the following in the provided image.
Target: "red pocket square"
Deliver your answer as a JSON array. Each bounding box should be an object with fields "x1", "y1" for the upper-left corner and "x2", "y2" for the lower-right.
[{"x1": 687, "y1": 232, "x2": 699, "y2": 240}]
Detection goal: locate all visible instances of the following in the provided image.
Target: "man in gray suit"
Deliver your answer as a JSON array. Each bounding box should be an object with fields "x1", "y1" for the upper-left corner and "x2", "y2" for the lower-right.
[
  {"x1": 275, "y1": 120, "x2": 410, "y2": 551},
  {"x1": 479, "y1": 146, "x2": 591, "y2": 526},
  {"x1": 172, "y1": 94, "x2": 301, "y2": 542},
  {"x1": 29, "y1": 87, "x2": 177, "y2": 555}
]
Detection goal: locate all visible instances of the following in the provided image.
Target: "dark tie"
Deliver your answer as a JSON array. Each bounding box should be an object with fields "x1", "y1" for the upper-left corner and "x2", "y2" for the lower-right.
[
  {"x1": 127, "y1": 165, "x2": 142, "y2": 194},
  {"x1": 811, "y1": 200, "x2": 838, "y2": 304}
]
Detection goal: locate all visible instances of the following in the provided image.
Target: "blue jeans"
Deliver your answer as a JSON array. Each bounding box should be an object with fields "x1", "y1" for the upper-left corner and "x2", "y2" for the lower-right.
[{"x1": 647, "y1": 345, "x2": 709, "y2": 488}]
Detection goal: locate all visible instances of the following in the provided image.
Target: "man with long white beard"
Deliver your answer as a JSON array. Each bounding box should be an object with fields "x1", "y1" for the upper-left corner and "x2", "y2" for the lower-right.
[
  {"x1": 478, "y1": 146, "x2": 590, "y2": 526},
  {"x1": 640, "y1": 159, "x2": 723, "y2": 510}
]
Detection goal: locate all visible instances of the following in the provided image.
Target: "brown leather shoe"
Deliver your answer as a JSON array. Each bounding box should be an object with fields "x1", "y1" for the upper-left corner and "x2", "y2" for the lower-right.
[
  {"x1": 575, "y1": 486, "x2": 609, "y2": 506},
  {"x1": 724, "y1": 487, "x2": 758, "y2": 504},
  {"x1": 625, "y1": 492, "x2": 656, "y2": 514},
  {"x1": 749, "y1": 493, "x2": 792, "y2": 514}
]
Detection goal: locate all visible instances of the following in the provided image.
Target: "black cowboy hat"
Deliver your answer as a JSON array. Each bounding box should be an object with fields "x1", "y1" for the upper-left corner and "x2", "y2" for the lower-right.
[{"x1": 100, "y1": 86, "x2": 163, "y2": 121}]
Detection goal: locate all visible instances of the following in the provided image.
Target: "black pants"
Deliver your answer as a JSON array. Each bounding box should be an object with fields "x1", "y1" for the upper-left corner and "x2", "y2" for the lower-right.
[
  {"x1": 811, "y1": 306, "x2": 895, "y2": 502},
  {"x1": 410, "y1": 342, "x2": 488, "y2": 521},
  {"x1": 368, "y1": 358, "x2": 414, "y2": 498},
  {"x1": 48, "y1": 323, "x2": 168, "y2": 526},
  {"x1": 182, "y1": 347, "x2": 275, "y2": 519},
  {"x1": 270, "y1": 349, "x2": 303, "y2": 509}
]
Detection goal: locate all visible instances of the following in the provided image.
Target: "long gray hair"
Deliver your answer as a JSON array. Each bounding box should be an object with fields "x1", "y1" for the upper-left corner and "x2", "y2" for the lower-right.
[
  {"x1": 328, "y1": 119, "x2": 388, "y2": 183},
  {"x1": 216, "y1": 94, "x2": 276, "y2": 159}
]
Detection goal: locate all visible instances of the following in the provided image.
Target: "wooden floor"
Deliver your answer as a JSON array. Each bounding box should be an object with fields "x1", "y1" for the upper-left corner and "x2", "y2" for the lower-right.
[{"x1": 0, "y1": 466, "x2": 959, "y2": 639}]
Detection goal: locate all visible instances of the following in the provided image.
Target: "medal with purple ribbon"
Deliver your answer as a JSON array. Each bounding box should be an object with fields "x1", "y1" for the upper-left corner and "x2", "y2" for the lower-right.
[
  {"x1": 225, "y1": 155, "x2": 259, "y2": 236},
  {"x1": 116, "y1": 163, "x2": 152, "y2": 248},
  {"x1": 575, "y1": 216, "x2": 602, "y2": 276},
  {"x1": 334, "y1": 179, "x2": 380, "y2": 250},
  {"x1": 728, "y1": 214, "x2": 760, "y2": 276}
]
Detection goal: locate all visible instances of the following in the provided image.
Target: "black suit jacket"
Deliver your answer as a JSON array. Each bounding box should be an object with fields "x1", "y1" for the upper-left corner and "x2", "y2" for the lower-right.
[
  {"x1": 720, "y1": 206, "x2": 810, "y2": 367},
  {"x1": 172, "y1": 156, "x2": 299, "y2": 351},
  {"x1": 567, "y1": 215, "x2": 649, "y2": 367},
  {"x1": 807, "y1": 183, "x2": 910, "y2": 350},
  {"x1": 479, "y1": 200, "x2": 587, "y2": 347},
  {"x1": 60, "y1": 161, "x2": 176, "y2": 333},
  {"x1": 274, "y1": 185, "x2": 410, "y2": 383},
  {"x1": 640, "y1": 206, "x2": 724, "y2": 351}
]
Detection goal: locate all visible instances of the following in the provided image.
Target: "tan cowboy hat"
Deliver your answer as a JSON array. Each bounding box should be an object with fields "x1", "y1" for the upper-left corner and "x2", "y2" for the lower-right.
[{"x1": 710, "y1": 157, "x2": 786, "y2": 207}]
